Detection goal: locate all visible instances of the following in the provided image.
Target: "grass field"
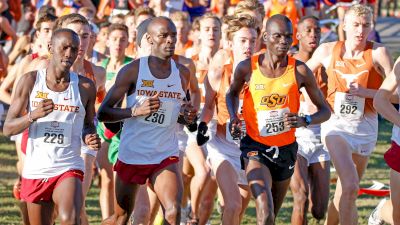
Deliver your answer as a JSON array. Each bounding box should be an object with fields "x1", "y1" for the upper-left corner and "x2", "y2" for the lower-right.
[{"x1": 0, "y1": 119, "x2": 393, "y2": 225}]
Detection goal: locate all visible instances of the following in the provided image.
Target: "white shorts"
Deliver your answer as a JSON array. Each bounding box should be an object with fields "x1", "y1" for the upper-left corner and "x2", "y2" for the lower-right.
[
  {"x1": 207, "y1": 135, "x2": 247, "y2": 185},
  {"x1": 10, "y1": 132, "x2": 23, "y2": 142},
  {"x1": 321, "y1": 114, "x2": 378, "y2": 156},
  {"x1": 178, "y1": 120, "x2": 217, "y2": 152}
]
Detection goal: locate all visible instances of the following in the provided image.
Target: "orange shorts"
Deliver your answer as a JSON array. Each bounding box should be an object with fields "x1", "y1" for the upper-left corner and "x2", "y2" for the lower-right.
[
  {"x1": 114, "y1": 156, "x2": 179, "y2": 185},
  {"x1": 21, "y1": 170, "x2": 84, "y2": 203}
]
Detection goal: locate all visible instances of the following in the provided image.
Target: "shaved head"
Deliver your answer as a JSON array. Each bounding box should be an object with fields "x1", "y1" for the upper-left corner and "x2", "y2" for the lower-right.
[
  {"x1": 51, "y1": 28, "x2": 79, "y2": 45},
  {"x1": 147, "y1": 16, "x2": 176, "y2": 36},
  {"x1": 265, "y1": 14, "x2": 292, "y2": 34}
]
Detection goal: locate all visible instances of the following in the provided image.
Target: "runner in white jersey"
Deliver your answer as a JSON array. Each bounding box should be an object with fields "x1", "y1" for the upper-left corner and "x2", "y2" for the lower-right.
[
  {"x1": 98, "y1": 17, "x2": 195, "y2": 225},
  {"x1": 197, "y1": 15, "x2": 258, "y2": 224},
  {"x1": 290, "y1": 16, "x2": 330, "y2": 225},
  {"x1": 3, "y1": 29, "x2": 100, "y2": 225},
  {"x1": 369, "y1": 57, "x2": 400, "y2": 225}
]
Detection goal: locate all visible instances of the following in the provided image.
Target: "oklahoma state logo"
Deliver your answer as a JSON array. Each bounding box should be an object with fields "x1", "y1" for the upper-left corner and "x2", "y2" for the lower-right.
[
  {"x1": 260, "y1": 94, "x2": 287, "y2": 107},
  {"x1": 141, "y1": 79, "x2": 154, "y2": 88},
  {"x1": 35, "y1": 91, "x2": 49, "y2": 99}
]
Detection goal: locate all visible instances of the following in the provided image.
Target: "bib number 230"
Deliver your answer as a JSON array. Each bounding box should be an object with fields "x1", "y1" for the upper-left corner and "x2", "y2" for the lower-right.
[{"x1": 144, "y1": 112, "x2": 165, "y2": 125}]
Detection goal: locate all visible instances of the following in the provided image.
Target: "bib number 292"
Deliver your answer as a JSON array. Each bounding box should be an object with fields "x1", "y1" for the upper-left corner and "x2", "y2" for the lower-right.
[
  {"x1": 144, "y1": 112, "x2": 165, "y2": 125},
  {"x1": 340, "y1": 104, "x2": 357, "y2": 114},
  {"x1": 44, "y1": 133, "x2": 64, "y2": 144}
]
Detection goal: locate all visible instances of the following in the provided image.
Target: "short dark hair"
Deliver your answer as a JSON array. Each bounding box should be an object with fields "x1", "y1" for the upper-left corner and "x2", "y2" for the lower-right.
[
  {"x1": 108, "y1": 23, "x2": 129, "y2": 37},
  {"x1": 298, "y1": 15, "x2": 319, "y2": 26},
  {"x1": 35, "y1": 13, "x2": 58, "y2": 30},
  {"x1": 54, "y1": 13, "x2": 90, "y2": 30}
]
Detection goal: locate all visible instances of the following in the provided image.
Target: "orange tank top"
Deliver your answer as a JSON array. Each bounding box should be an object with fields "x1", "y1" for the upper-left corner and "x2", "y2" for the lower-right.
[
  {"x1": 191, "y1": 54, "x2": 208, "y2": 105},
  {"x1": 326, "y1": 41, "x2": 383, "y2": 118},
  {"x1": 243, "y1": 55, "x2": 300, "y2": 146},
  {"x1": 215, "y1": 53, "x2": 245, "y2": 141},
  {"x1": 175, "y1": 40, "x2": 193, "y2": 57},
  {"x1": 83, "y1": 60, "x2": 106, "y2": 104},
  {"x1": 126, "y1": 42, "x2": 136, "y2": 58}
]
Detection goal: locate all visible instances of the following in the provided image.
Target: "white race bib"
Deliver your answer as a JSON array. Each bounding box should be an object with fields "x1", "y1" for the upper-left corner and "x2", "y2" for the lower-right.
[
  {"x1": 334, "y1": 92, "x2": 365, "y2": 119},
  {"x1": 142, "y1": 100, "x2": 174, "y2": 127},
  {"x1": 36, "y1": 121, "x2": 73, "y2": 147},
  {"x1": 257, "y1": 107, "x2": 290, "y2": 137}
]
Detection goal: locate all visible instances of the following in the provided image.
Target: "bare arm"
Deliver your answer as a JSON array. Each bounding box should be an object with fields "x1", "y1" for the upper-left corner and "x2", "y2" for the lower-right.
[
  {"x1": 306, "y1": 42, "x2": 333, "y2": 73},
  {"x1": 373, "y1": 57, "x2": 400, "y2": 127},
  {"x1": 8, "y1": 35, "x2": 30, "y2": 65},
  {"x1": 178, "y1": 56, "x2": 201, "y2": 111},
  {"x1": 296, "y1": 62, "x2": 331, "y2": 126},
  {"x1": 97, "y1": 61, "x2": 139, "y2": 122},
  {"x1": 0, "y1": 16, "x2": 17, "y2": 46},
  {"x1": 0, "y1": 65, "x2": 17, "y2": 104}
]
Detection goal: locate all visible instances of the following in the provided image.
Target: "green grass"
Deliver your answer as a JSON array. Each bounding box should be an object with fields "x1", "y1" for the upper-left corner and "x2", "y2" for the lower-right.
[{"x1": 0, "y1": 120, "x2": 393, "y2": 224}]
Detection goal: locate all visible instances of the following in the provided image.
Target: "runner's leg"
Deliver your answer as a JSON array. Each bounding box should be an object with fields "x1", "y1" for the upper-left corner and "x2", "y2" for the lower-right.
[
  {"x1": 308, "y1": 160, "x2": 330, "y2": 221},
  {"x1": 290, "y1": 155, "x2": 310, "y2": 225},
  {"x1": 81, "y1": 153, "x2": 96, "y2": 225},
  {"x1": 390, "y1": 169, "x2": 400, "y2": 225},
  {"x1": 97, "y1": 141, "x2": 114, "y2": 219},
  {"x1": 245, "y1": 159, "x2": 274, "y2": 225}
]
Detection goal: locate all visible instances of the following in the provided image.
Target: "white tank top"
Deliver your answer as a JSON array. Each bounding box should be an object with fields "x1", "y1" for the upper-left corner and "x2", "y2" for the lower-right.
[
  {"x1": 391, "y1": 87, "x2": 400, "y2": 145},
  {"x1": 23, "y1": 69, "x2": 85, "y2": 179},
  {"x1": 295, "y1": 87, "x2": 321, "y2": 138},
  {"x1": 118, "y1": 57, "x2": 185, "y2": 164}
]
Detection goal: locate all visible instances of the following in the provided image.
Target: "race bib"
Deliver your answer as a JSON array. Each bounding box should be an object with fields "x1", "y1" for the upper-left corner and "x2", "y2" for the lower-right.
[
  {"x1": 142, "y1": 100, "x2": 174, "y2": 127},
  {"x1": 257, "y1": 107, "x2": 290, "y2": 137},
  {"x1": 334, "y1": 92, "x2": 365, "y2": 119},
  {"x1": 36, "y1": 121, "x2": 73, "y2": 147}
]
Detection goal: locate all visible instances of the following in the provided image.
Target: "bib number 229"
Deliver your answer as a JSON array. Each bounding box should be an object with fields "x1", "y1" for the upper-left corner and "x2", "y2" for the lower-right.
[{"x1": 44, "y1": 132, "x2": 64, "y2": 144}]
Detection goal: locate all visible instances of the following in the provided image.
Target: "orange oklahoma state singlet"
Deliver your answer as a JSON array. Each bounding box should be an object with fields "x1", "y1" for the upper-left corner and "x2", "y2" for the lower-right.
[
  {"x1": 326, "y1": 41, "x2": 383, "y2": 119},
  {"x1": 242, "y1": 55, "x2": 300, "y2": 147},
  {"x1": 83, "y1": 59, "x2": 106, "y2": 104}
]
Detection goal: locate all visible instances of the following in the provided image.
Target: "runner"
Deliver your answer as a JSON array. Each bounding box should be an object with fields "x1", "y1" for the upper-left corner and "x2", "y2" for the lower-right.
[
  {"x1": 184, "y1": 12, "x2": 221, "y2": 224},
  {"x1": 3, "y1": 28, "x2": 101, "y2": 225},
  {"x1": 306, "y1": 4, "x2": 393, "y2": 225},
  {"x1": 289, "y1": 16, "x2": 330, "y2": 225},
  {"x1": 226, "y1": 14, "x2": 330, "y2": 224},
  {"x1": 369, "y1": 57, "x2": 400, "y2": 225},
  {"x1": 124, "y1": 10, "x2": 137, "y2": 58},
  {"x1": 171, "y1": 11, "x2": 193, "y2": 57},
  {"x1": 198, "y1": 14, "x2": 258, "y2": 224},
  {"x1": 93, "y1": 22, "x2": 111, "y2": 57},
  {"x1": 98, "y1": 16, "x2": 195, "y2": 225}
]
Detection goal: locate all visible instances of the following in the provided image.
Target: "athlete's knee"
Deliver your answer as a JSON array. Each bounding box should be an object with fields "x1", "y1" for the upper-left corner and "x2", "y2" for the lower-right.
[
  {"x1": 163, "y1": 203, "x2": 180, "y2": 223},
  {"x1": 132, "y1": 204, "x2": 151, "y2": 222},
  {"x1": 341, "y1": 181, "x2": 359, "y2": 200},
  {"x1": 223, "y1": 197, "x2": 242, "y2": 217},
  {"x1": 58, "y1": 209, "x2": 79, "y2": 225},
  {"x1": 291, "y1": 182, "x2": 309, "y2": 207}
]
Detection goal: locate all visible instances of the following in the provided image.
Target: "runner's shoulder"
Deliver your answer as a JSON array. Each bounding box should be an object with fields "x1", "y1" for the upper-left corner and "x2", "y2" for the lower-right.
[
  {"x1": 315, "y1": 41, "x2": 336, "y2": 57},
  {"x1": 15, "y1": 71, "x2": 38, "y2": 91},
  {"x1": 78, "y1": 74, "x2": 96, "y2": 92}
]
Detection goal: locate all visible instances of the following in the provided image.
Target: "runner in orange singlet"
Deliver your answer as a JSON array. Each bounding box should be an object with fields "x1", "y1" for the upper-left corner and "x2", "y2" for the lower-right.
[
  {"x1": 226, "y1": 14, "x2": 330, "y2": 225},
  {"x1": 306, "y1": 5, "x2": 393, "y2": 225},
  {"x1": 171, "y1": 11, "x2": 193, "y2": 57},
  {"x1": 197, "y1": 15, "x2": 258, "y2": 225}
]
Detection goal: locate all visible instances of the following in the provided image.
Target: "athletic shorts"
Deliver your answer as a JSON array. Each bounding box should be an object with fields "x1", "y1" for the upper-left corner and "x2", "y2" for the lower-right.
[
  {"x1": 108, "y1": 132, "x2": 121, "y2": 164},
  {"x1": 114, "y1": 156, "x2": 179, "y2": 185},
  {"x1": 207, "y1": 136, "x2": 247, "y2": 185},
  {"x1": 240, "y1": 135, "x2": 298, "y2": 182},
  {"x1": 384, "y1": 141, "x2": 400, "y2": 173},
  {"x1": 96, "y1": 122, "x2": 115, "y2": 143},
  {"x1": 20, "y1": 170, "x2": 84, "y2": 203},
  {"x1": 296, "y1": 127, "x2": 330, "y2": 166},
  {"x1": 81, "y1": 142, "x2": 97, "y2": 157},
  {"x1": 321, "y1": 114, "x2": 378, "y2": 156},
  {"x1": 177, "y1": 124, "x2": 189, "y2": 152}
]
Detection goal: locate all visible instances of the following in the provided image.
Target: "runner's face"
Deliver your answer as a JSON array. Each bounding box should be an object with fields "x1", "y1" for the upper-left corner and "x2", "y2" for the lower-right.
[
  {"x1": 199, "y1": 18, "x2": 221, "y2": 48},
  {"x1": 149, "y1": 21, "x2": 177, "y2": 57},
  {"x1": 65, "y1": 23, "x2": 91, "y2": 59},
  {"x1": 263, "y1": 21, "x2": 293, "y2": 57},
  {"x1": 232, "y1": 27, "x2": 257, "y2": 62},
  {"x1": 297, "y1": 18, "x2": 321, "y2": 53},
  {"x1": 173, "y1": 20, "x2": 190, "y2": 43},
  {"x1": 37, "y1": 21, "x2": 55, "y2": 47},
  {"x1": 51, "y1": 33, "x2": 79, "y2": 71},
  {"x1": 107, "y1": 30, "x2": 129, "y2": 57},
  {"x1": 125, "y1": 16, "x2": 136, "y2": 40},
  {"x1": 97, "y1": 27, "x2": 109, "y2": 43},
  {"x1": 344, "y1": 13, "x2": 372, "y2": 44}
]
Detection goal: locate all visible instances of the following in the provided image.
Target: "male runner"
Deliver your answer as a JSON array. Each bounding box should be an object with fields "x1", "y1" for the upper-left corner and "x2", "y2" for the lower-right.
[
  {"x1": 226, "y1": 14, "x2": 330, "y2": 225},
  {"x1": 170, "y1": 11, "x2": 192, "y2": 57},
  {"x1": 370, "y1": 57, "x2": 400, "y2": 225},
  {"x1": 198, "y1": 15, "x2": 258, "y2": 225},
  {"x1": 306, "y1": 4, "x2": 393, "y2": 225},
  {"x1": 3, "y1": 28, "x2": 101, "y2": 225},
  {"x1": 98, "y1": 16, "x2": 195, "y2": 225},
  {"x1": 289, "y1": 15, "x2": 331, "y2": 225}
]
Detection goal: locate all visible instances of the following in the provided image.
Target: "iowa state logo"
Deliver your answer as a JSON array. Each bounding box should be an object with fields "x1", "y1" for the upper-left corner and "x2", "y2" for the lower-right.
[
  {"x1": 35, "y1": 91, "x2": 49, "y2": 99},
  {"x1": 260, "y1": 94, "x2": 287, "y2": 107},
  {"x1": 141, "y1": 79, "x2": 154, "y2": 88}
]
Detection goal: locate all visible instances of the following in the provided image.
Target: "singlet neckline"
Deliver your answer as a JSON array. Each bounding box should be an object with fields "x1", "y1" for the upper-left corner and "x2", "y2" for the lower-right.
[
  {"x1": 256, "y1": 54, "x2": 293, "y2": 81},
  {"x1": 43, "y1": 69, "x2": 74, "y2": 94},
  {"x1": 145, "y1": 56, "x2": 174, "y2": 80}
]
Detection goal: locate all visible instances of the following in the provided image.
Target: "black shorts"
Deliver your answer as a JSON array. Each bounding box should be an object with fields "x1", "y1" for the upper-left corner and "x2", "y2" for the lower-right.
[{"x1": 240, "y1": 135, "x2": 298, "y2": 181}]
